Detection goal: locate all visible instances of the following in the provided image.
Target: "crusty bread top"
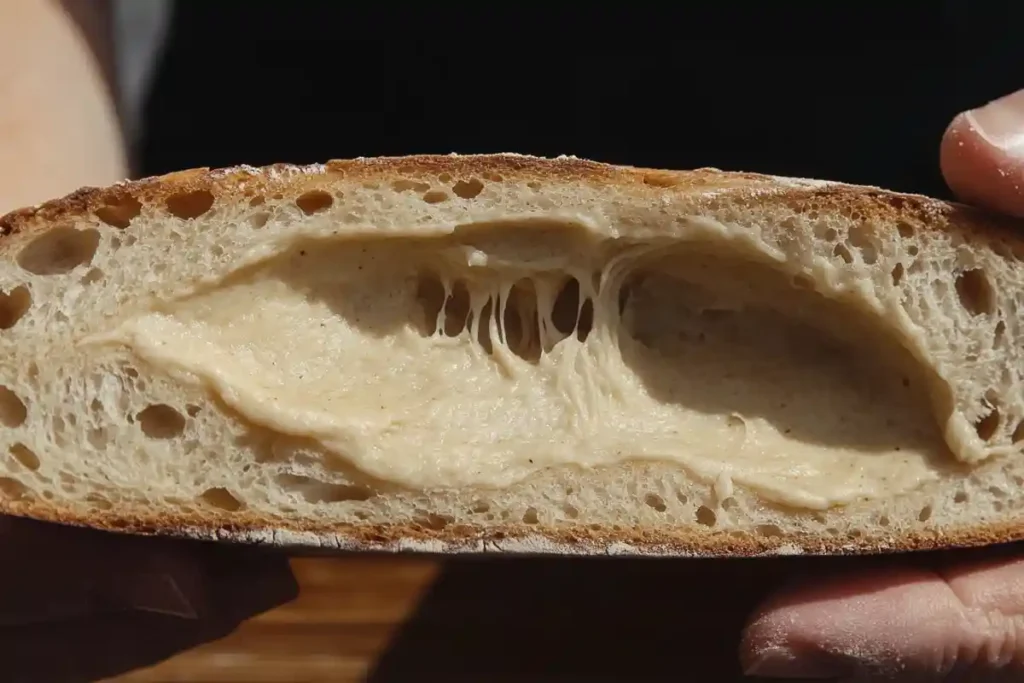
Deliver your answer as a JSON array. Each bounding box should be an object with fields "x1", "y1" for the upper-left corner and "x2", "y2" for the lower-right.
[
  {"x1": 4, "y1": 153, "x2": 1020, "y2": 246},
  {"x1": 3, "y1": 153, "x2": 1024, "y2": 558}
]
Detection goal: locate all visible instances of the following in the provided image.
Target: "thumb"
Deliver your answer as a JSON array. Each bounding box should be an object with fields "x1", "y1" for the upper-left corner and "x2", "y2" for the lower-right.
[
  {"x1": 940, "y1": 89, "x2": 1024, "y2": 217},
  {"x1": 740, "y1": 554, "x2": 1024, "y2": 681}
]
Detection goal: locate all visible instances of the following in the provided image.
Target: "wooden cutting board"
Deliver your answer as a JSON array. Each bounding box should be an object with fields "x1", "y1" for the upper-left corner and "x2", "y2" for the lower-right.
[{"x1": 109, "y1": 554, "x2": 832, "y2": 683}]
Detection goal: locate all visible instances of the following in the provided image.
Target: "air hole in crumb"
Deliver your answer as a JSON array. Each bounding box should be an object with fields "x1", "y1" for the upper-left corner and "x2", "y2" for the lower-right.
[
  {"x1": 17, "y1": 226, "x2": 100, "y2": 275},
  {"x1": 186, "y1": 404, "x2": 201, "y2": 417},
  {"x1": 522, "y1": 507, "x2": 539, "y2": 524},
  {"x1": 391, "y1": 179, "x2": 431, "y2": 193},
  {"x1": 94, "y1": 194, "x2": 143, "y2": 228},
  {"x1": 891, "y1": 262, "x2": 905, "y2": 286},
  {"x1": 696, "y1": 505, "x2": 717, "y2": 527},
  {"x1": 443, "y1": 280, "x2": 471, "y2": 337},
  {"x1": 422, "y1": 190, "x2": 449, "y2": 204},
  {"x1": 562, "y1": 504, "x2": 579, "y2": 519},
  {"x1": 471, "y1": 501, "x2": 490, "y2": 514},
  {"x1": 200, "y1": 487, "x2": 243, "y2": 511},
  {"x1": 551, "y1": 277, "x2": 581, "y2": 335},
  {"x1": 0, "y1": 286, "x2": 31, "y2": 329},
  {"x1": 249, "y1": 195, "x2": 265, "y2": 207},
  {"x1": 994, "y1": 320, "x2": 1007, "y2": 349},
  {"x1": 86, "y1": 494, "x2": 113, "y2": 510},
  {"x1": 0, "y1": 477, "x2": 27, "y2": 499},
  {"x1": 81, "y1": 268, "x2": 104, "y2": 285},
  {"x1": 0, "y1": 386, "x2": 27, "y2": 427},
  {"x1": 477, "y1": 298, "x2": 494, "y2": 354},
  {"x1": 51, "y1": 415, "x2": 67, "y2": 447},
  {"x1": 437, "y1": 173, "x2": 452, "y2": 184},
  {"x1": 416, "y1": 513, "x2": 452, "y2": 531},
  {"x1": 642, "y1": 172, "x2": 678, "y2": 188},
  {"x1": 249, "y1": 212, "x2": 270, "y2": 229},
  {"x1": 956, "y1": 269, "x2": 996, "y2": 316},
  {"x1": 504, "y1": 279, "x2": 541, "y2": 362},
  {"x1": 897, "y1": 222, "x2": 915, "y2": 239},
  {"x1": 577, "y1": 299, "x2": 594, "y2": 342},
  {"x1": 676, "y1": 491, "x2": 688, "y2": 504},
  {"x1": 137, "y1": 404, "x2": 186, "y2": 439},
  {"x1": 1012, "y1": 421, "x2": 1024, "y2": 443},
  {"x1": 165, "y1": 190, "x2": 215, "y2": 220},
  {"x1": 878, "y1": 515, "x2": 891, "y2": 527},
  {"x1": 954, "y1": 490, "x2": 968, "y2": 503},
  {"x1": 644, "y1": 493, "x2": 667, "y2": 512},
  {"x1": 755, "y1": 524, "x2": 784, "y2": 537},
  {"x1": 415, "y1": 272, "x2": 446, "y2": 335},
  {"x1": 847, "y1": 228, "x2": 878, "y2": 264},
  {"x1": 918, "y1": 505, "x2": 933, "y2": 522},
  {"x1": 527, "y1": 181, "x2": 542, "y2": 190},
  {"x1": 832, "y1": 243, "x2": 853, "y2": 264},
  {"x1": 974, "y1": 408, "x2": 1000, "y2": 442},
  {"x1": 87, "y1": 427, "x2": 109, "y2": 449},
  {"x1": 9, "y1": 443, "x2": 38, "y2": 470},
  {"x1": 452, "y1": 178, "x2": 485, "y2": 199},
  {"x1": 275, "y1": 473, "x2": 373, "y2": 503},
  {"x1": 295, "y1": 189, "x2": 333, "y2": 215}
]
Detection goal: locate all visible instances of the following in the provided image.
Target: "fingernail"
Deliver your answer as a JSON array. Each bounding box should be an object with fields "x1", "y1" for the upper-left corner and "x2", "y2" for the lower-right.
[
  {"x1": 744, "y1": 646, "x2": 844, "y2": 679},
  {"x1": 966, "y1": 89, "x2": 1024, "y2": 154}
]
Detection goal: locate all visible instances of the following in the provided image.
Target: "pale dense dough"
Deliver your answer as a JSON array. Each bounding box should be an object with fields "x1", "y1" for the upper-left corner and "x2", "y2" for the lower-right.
[{"x1": 91, "y1": 223, "x2": 948, "y2": 511}]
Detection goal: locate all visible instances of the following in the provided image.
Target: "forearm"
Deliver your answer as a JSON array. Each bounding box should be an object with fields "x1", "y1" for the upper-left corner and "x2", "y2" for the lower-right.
[{"x1": 0, "y1": 0, "x2": 126, "y2": 213}]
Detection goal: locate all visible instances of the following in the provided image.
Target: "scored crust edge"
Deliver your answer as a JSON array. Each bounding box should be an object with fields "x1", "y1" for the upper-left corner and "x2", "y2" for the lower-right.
[{"x1": 2, "y1": 152, "x2": 1024, "y2": 558}]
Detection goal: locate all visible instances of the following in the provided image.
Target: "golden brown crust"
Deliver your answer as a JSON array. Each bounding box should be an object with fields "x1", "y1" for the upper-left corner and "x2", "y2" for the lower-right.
[
  {"x1": 1, "y1": 497, "x2": 1021, "y2": 558},
  {"x1": 3, "y1": 153, "x2": 1024, "y2": 557},
  {"x1": 4, "y1": 152, "x2": 1023, "y2": 242}
]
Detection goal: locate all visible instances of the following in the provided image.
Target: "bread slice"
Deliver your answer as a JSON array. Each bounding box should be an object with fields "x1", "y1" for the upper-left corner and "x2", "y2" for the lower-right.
[{"x1": 0, "y1": 153, "x2": 1022, "y2": 557}]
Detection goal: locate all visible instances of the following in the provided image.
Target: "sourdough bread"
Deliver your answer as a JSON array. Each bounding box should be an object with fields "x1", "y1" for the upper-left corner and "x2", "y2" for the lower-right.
[{"x1": 0, "y1": 153, "x2": 1022, "y2": 557}]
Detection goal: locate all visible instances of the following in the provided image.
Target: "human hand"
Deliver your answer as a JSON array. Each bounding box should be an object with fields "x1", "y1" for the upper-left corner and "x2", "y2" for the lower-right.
[
  {"x1": 0, "y1": 516, "x2": 297, "y2": 683},
  {"x1": 741, "y1": 88, "x2": 1024, "y2": 681}
]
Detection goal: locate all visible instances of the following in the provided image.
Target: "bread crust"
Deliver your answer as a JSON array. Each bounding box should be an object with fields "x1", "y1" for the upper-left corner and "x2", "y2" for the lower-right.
[
  {"x1": 1, "y1": 497, "x2": 1022, "y2": 558},
  {"x1": 3, "y1": 153, "x2": 1023, "y2": 557}
]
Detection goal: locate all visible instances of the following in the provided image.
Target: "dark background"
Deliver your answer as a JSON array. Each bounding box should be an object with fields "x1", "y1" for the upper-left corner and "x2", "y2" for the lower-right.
[{"x1": 140, "y1": 2, "x2": 1024, "y2": 199}]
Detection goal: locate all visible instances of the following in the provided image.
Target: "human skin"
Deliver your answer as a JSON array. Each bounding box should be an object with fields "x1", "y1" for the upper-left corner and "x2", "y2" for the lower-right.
[
  {"x1": 5, "y1": 3, "x2": 1024, "y2": 680},
  {"x1": 742, "y1": 89, "x2": 1024, "y2": 681},
  {"x1": 0, "y1": 2, "x2": 299, "y2": 680}
]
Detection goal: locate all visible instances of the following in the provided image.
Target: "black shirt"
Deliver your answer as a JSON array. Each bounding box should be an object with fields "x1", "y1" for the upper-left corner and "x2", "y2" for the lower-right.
[{"x1": 141, "y1": 2, "x2": 1024, "y2": 199}]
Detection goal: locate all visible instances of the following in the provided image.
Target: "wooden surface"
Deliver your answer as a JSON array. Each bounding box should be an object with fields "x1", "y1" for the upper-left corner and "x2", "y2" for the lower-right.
[
  {"x1": 114, "y1": 557, "x2": 439, "y2": 683},
  {"x1": 106, "y1": 554, "x2": 833, "y2": 683}
]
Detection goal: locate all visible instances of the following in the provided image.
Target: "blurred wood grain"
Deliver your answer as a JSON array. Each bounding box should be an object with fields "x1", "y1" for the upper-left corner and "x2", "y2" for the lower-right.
[
  {"x1": 113, "y1": 549, "x2": 968, "y2": 683},
  {"x1": 108, "y1": 554, "x2": 816, "y2": 683},
  {"x1": 113, "y1": 557, "x2": 440, "y2": 683},
  {"x1": 75, "y1": 539, "x2": 1008, "y2": 682}
]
